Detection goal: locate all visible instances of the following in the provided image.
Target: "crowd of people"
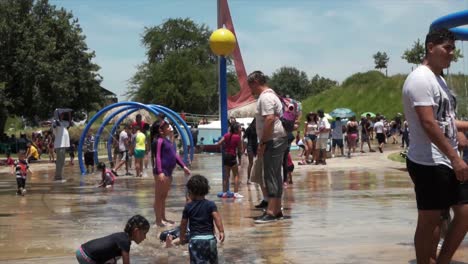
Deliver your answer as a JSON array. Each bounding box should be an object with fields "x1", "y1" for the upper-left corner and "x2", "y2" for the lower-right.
[{"x1": 3, "y1": 27, "x2": 468, "y2": 264}]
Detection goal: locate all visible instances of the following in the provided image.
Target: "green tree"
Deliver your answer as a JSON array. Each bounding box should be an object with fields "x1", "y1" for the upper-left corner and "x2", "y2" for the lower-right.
[
  {"x1": 127, "y1": 18, "x2": 239, "y2": 114},
  {"x1": 0, "y1": 0, "x2": 103, "y2": 132},
  {"x1": 310, "y1": 74, "x2": 338, "y2": 95},
  {"x1": 402, "y1": 38, "x2": 463, "y2": 70},
  {"x1": 401, "y1": 39, "x2": 425, "y2": 67},
  {"x1": 269, "y1": 67, "x2": 310, "y2": 100},
  {"x1": 373, "y1": 51, "x2": 389, "y2": 76},
  {"x1": 452, "y1": 48, "x2": 464, "y2": 63}
]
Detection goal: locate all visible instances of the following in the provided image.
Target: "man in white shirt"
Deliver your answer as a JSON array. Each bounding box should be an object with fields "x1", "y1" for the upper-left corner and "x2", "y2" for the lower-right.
[
  {"x1": 316, "y1": 110, "x2": 330, "y2": 165},
  {"x1": 402, "y1": 28, "x2": 468, "y2": 264},
  {"x1": 248, "y1": 70, "x2": 288, "y2": 224},
  {"x1": 373, "y1": 117, "x2": 385, "y2": 153},
  {"x1": 112, "y1": 125, "x2": 131, "y2": 176},
  {"x1": 53, "y1": 109, "x2": 71, "y2": 181}
]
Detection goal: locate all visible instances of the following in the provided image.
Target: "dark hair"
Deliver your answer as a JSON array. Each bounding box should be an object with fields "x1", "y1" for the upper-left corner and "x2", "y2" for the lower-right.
[
  {"x1": 97, "y1": 162, "x2": 106, "y2": 170},
  {"x1": 307, "y1": 112, "x2": 318, "y2": 123},
  {"x1": 124, "y1": 215, "x2": 150, "y2": 236},
  {"x1": 425, "y1": 28, "x2": 455, "y2": 55},
  {"x1": 150, "y1": 120, "x2": 165, "y2": 168},
  {"x1": 247, "y1": 70, "x2": 267, "y2": 85},
  {"x1": 186, "y1": 174, "x2": 210, "y2": 196}
]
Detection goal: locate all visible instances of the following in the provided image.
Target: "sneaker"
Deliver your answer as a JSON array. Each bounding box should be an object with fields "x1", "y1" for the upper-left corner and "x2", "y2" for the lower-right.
[
  {"x1": 276, "y1": 211, "x2": 284, "y2": 219},
  {"x1": 112, "y1": 170, "x2": 119, "y2": 176},
  {"x1": 255, "y1": 200, "x2": 268, "y2": 209},
  {"x1": 378, "y1": 147, "x2": 383, "y2": 153},
  {"x1": 253, "y1": 212, "x2": 267, "y2": 220},
  {"x1": 254, "y1": 214, "x2": 278, "y2": 224},
  {"x1": 234, "y1": 193, "x2": 244, "y2": 198},
  {"x1": 21, "y1": 188, "x2": 26, "y2": 195}
]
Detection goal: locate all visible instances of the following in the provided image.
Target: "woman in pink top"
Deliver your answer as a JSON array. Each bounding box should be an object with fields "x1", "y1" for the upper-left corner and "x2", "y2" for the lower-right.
[{"x1": 217, "y1": 123, "x2": 242, "y2": 196}]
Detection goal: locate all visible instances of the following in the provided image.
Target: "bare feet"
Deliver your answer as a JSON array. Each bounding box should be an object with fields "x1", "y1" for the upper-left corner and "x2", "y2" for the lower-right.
[
  {"x1": 162, "y1": 219, "x2": 175, "y2": 226},
  {"x1": 165, "y1": 235, "x2": 174, "y2": 248}
]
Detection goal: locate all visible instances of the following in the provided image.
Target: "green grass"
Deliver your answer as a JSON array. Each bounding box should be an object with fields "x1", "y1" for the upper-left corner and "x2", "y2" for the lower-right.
[{"x1": 301, "y1": 71, "x2": 406, "y2": 121}]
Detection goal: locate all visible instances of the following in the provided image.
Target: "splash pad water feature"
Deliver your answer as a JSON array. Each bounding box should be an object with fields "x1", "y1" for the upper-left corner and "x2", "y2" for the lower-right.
[{"x1": 77, "y1": 102, "x2": 194, "y2": 175}]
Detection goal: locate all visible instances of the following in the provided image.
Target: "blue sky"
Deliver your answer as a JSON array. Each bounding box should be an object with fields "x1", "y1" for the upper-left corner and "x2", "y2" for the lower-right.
[{"x1": 51, "y1": 0, "x2": 468, "y2": 101}]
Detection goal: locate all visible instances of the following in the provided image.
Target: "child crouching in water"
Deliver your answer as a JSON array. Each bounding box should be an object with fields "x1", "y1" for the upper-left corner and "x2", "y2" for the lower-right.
[
  {"x1": 167, "y1": 174, "x2": 225, "y2": 263},
  {"x1": 76, "y1": 215, "x2": 150, "y2": 264},
  {"x1": 97, "y1": 162, "x2": 116, "y2": 188}
]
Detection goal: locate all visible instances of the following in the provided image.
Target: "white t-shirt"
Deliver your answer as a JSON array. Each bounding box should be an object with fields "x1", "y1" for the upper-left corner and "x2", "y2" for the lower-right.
[
  {"x1": 118, "y1": 130, "x2": 129, "y2": 152},
  {"x1": 53, "y1": 121, "x2": 70, "y2": 149},
  {"x1": 374, "y1": 121, "x2": 384, "y2": 134},
  {"x1": 255, "y1": 88, "x2": 286, "y2": 141},
  {"x1": 317, "y1": 117, "x2": 330, "y2": 139},
  {"x1": 402, "y1": 65, "x2": 458, "y2": 168}
]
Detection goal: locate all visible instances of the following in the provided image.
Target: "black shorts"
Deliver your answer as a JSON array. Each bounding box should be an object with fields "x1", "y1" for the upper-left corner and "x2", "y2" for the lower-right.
[
  {"x1": 376, "y1": 133, "x2": 385, "y2": 144},
  {"x1": 406, "y1": 158, "x2": 468, "y2": 210},
  {"x1": 223, "y1": 153, "x2": 237, "y2": 167},
  {"x1": 84, "y1": 152, "x2": 95, "y2": 166},
  {"x1": 247, "y1": 144, "x2": 257, "y2": 156}
]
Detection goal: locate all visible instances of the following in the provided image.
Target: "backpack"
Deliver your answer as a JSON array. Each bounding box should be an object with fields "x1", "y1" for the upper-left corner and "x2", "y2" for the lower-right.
[{"x1": 277, "y1": 96, "x2": 301, "y2": 133}]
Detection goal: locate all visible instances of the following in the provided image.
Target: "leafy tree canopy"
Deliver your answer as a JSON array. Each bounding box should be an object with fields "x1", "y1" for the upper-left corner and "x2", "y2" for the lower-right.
[
  {"x1": 0, "y1": 0, "x2": 103, "y2": 131},
  {"x1": 373, "y1": 51, "x2": 389, "y2": 71},
  {"x1": 402, "y1": 38, "x2": 463, "y2": 66},
  {"x1": 269, "y1": 67, "x2": 310, "y2": 100},
  {"x1": 127, "y1": 18, "x2": 239, "y2": 114},
  {"x1": 310, "y1": 74, "x2": 338, "y2": 95},
  {"x1": 402, "y1": 39, "x2": 425, "y2": 66}
]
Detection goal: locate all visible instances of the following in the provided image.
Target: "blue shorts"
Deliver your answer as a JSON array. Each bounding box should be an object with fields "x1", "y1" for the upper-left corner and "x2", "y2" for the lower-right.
[{"x1": 189, "y1": 235, "x2": 218, "y2": 264}]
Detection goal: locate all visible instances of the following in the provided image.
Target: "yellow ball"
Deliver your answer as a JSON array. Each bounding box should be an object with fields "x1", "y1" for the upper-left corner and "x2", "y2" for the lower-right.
[{"x1": 209, "y1": 28, "x2": 236, "y2": 56}]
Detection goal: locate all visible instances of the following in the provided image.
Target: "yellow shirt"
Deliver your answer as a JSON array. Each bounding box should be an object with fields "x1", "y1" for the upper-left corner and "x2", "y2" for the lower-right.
[
  {"x1": 28, "y1": 145, "x2": 39, "y2": 159},
  {"x1": 135, "y1": 131, "x2": 146, "y2": 151}
]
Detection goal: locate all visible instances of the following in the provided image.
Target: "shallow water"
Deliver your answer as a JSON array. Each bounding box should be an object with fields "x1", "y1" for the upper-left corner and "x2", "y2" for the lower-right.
[{"x1": 0, "y1": 150, "x2": 467, "y2": 264}]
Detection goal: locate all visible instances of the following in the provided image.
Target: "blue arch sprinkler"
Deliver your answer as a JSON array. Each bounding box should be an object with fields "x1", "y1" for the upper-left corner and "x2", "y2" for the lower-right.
[{"x1": 78, "y1": 102, "x2": 194, "y2": 175}]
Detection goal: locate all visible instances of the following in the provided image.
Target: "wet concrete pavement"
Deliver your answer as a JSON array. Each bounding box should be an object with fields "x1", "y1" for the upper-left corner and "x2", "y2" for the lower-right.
[{"x1": 0, "y1": 146, "x2": 467, "y2": 264}]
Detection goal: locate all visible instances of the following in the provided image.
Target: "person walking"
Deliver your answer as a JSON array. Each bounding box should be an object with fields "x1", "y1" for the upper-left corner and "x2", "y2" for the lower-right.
[
  {"x1": 402, "y1": 28, "x2": 468, "y2": 264},
  {"x1": 244, "y1": 119, "x2": 258, "y2": 184},
  {"x1": 248, "y1": 70, "x2": 288, "y2": 223},
  {"x1": 216, "y1": 122, "x2": 243, "y2": 197},
  {"x1": 346, "y1": 116, "x2": 359, "y2": 158},
  {"x1": 374, "y1": 117, "x2": 386, "y2": 153},
  {"x1": 52, "y1": 109, "x2": 71, "y2": 181},
  {"x1": 301, "y1": 112, "x2": 318, "y2": 165}
]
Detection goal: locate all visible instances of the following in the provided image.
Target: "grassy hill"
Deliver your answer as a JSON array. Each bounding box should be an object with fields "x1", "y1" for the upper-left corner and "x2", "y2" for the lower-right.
[{"x1": 301, "y1": 70, "x2": 468, "y2": 121}]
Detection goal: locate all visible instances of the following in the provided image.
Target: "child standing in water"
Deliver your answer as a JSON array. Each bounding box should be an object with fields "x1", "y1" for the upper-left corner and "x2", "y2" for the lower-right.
[
  {"x1": 97, "y1": 162, "x2": 116, "y2": 188},
  {"x1": 11, "y1": 152, "x2": 31, "y2": 196},
  {"x1": 76, "y1": 215, "x2": 150, "y2": 264},
  {"x1": 179, "y1": 175, "x2": 225, "y2": 263}
]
